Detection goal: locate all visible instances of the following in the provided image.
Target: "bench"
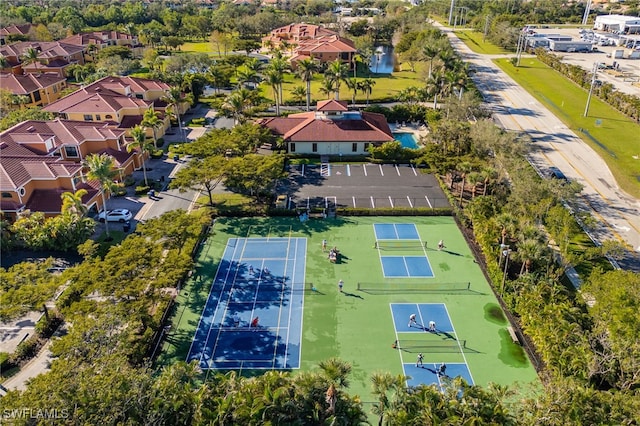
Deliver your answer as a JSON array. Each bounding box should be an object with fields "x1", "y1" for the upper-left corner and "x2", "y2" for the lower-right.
[{"x1": 507, "y1": 326, "x2": 520, "y2": 345}]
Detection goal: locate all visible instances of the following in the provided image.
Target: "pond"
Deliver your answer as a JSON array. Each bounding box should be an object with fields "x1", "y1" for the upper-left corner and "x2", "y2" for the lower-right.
[{"x1": 369, "y1": 46, "x2": 395, "y2": 74}]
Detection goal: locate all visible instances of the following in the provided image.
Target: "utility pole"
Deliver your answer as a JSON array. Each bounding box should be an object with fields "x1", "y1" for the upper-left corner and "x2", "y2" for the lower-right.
[
  {"x1": 483, "y1": 15, "x2": 490, "y2": 42},
  {"x1": 515, "y1": 31, "x2": 525, "y2": 67},
  {"x1": 584, "y1": 62, "x2": 599, "y2": 117},
  {"x1": 448, "y1": 0, "x2": 455, "y2": 26},
  {"x1": 582, "y1": 0, "x2": 593, "y2": 26}
]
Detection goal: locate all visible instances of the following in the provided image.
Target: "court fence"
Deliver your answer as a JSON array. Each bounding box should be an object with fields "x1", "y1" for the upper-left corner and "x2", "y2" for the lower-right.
[
  {"x1": 394, "y1": 339, "x2": 466, "y2": 353},
  {"x1": 357, "y1": 282, "x2": 471, "y2": 293}
]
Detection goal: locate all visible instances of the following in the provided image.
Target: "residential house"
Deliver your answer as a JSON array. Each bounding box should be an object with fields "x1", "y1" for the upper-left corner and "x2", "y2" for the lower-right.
[
  {"x1": 0, "y1": 118, "x2": 139, "y2": 220},
  {"x1": 0, "y1": 72, "x2": 68, "y2": 107},
  {"x1": 0, "y1": 138, "x2": 101, "y2": 220},
  {"x1": 262, "y1": 23, "x2": 357, "y2": 67},
  {"x1": 61, "y1": 31, "x2": 141, "y2": 62},
  {"x1": 42, "y1": 76, "x2": 181, "y2": 138},
  {"x1": 257, "y1": 99, "x2": 393, "y2": 155},
  {"x1": 0, "y1": 41, "x2": 85, "y2": 77},
  {"x1": 0, "y1": 24, "x2": 33, "y2": 46}
]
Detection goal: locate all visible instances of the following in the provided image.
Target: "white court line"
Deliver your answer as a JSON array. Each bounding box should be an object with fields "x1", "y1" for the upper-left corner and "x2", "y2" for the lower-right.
[
  {"x1": 442, "y1": 304, "x2": 475, "y2": 385},
  {"x1": 389, "y1": 196, "x2": 394, "y2": 208},
  {"x1": 389, "y1": 304, "x2": 406, "y2": 380},
  {"x1": 185, "y1": 239, "x2": 236, "y2": 363},
  {"x1": 379, "y1": 164, "x2": 384, "y2": 176},
  {"x1": 395, "y1": 164, "x2": 401, "y2": 176},
  {"x1": 407, "y1": 196, "x2": 413, "y2": 208},
  {"x1": 415, "y1": 302, "x2": 427, "y2": 332},
  {"x1": 424, "y1": 195, "x2": 433, "y2": 208}
]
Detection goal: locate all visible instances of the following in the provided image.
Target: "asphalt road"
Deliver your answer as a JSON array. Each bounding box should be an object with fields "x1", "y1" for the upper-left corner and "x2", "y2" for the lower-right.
[{"x1": 437, "y1": 24, "x2": 640, "y2": 271}]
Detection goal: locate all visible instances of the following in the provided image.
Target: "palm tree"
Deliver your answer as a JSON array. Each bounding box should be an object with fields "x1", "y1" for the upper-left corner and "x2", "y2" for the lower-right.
[
  {"x1": 20, "y1": 47, "x2": 40, "y2": 67},
  {"x1": 61, "y1": 189, "x2": 88, "y2": 216},
  {"x1": 266, "y1": 56, "x2": 289, "y2": 110},
  {"x1": 222, "y1": 88, "x2": 255, "y2": 125},
  {"x1": 163, "y1": 87, "x2": 188, "y2": 141},
  {"x1": 344, "y1": 78, "x2": 358, "y2": 106},
  {"x1": 295, "y1": 58, "x2": 318, "y2": 111},
  {"x1": 358, "y1": 78, "x2": 375, "y2": 105},
  {"x1": 291, "y1": 85, "x2": 306, "y2": 107},
  {"x1": 318, "y1": 77, "x2": 336, "y2": 100},
  {"x1": 318, "y1": 358, "x2": 351, "y2": 416},
  {"x1": 370, "y1": 372, "x2": 406, "y2": 426},
  {"x1": 236, "y1": 65, "x2": 257, "y2": 89},
  {"x1": 263, "y1": 68, "x2": 283, "y2": 116},
  {"x1": 127, "y1": 125, "x2": 154, "y2": 187},
  {"x1": 422, "y1": 44, "x2": 441, "y2": 79},
  {"x1": 141, "y1": 108, "x2": 163, "y2": 148},
  {"x1": 84, "y1": 153, "x2": 118, "y2": 238},
  {"x1": 325, "y1": 59, "x2": 348, "y2": 100}
]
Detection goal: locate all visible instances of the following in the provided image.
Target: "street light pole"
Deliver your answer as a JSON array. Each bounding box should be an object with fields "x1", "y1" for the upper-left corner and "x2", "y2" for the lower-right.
[
  {"x1": 584, "y1": 62, "x2": 599, "y2": 117},
  {"x1": 448, "y1": 0, "x2": 455, "y2": 26},
  {"x1": 501, "y1": 247, "x2": 511, "y2": 297}
]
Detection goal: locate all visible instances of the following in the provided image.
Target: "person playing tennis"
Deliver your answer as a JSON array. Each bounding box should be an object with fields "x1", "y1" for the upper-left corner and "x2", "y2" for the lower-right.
[
  {"x1": 408, "y1": 313, "x2": 417, "y2": 327},
  {"x1": 251, "y1": 316, "x2": 259, "y2": 330}
]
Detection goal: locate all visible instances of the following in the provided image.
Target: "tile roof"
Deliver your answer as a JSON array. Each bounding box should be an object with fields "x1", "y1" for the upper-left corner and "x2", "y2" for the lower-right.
[
  {"x1": 259, "y1": 102, "x2": 393, "y2": 143},
  {"x1": 3, "y1": 41, "x2": 84, "y2": 59},
  {"x1": 268, "y1": 24, "x2": 337, "y2": 41},
  {"x1": 317, "y1": 99, "x2": 348, "y2": 111},
  {"x1": 2, "y1": 119, "x2": 125, "y2": 154},
  {"x1": 0, "y1": 155, "x2": 83, "y2": 191},
  {"x1": 297, "y1": 35, "x2": 357, "y2": 53},
  {"x1": 0, "y1": 24, "x2": 33, "y2": 36},
  {"x1": 25, "y1": 182, "x2": 100, "y2": 214},
  {"x1": 43, "y1": 89, "x2": 151, "y2": 114},
  {"x1": 0, "y1": 72, "x2": 66, "y2": 95},
  {"x1": 91, "y1": 76, "x2": 171, "y2": 95},
  {"x1": 61, "y1": 31, "x2": 136, "y2": 47},
  {"x1": 97, "y1": 147, "x2": 134, "y2": 167}
]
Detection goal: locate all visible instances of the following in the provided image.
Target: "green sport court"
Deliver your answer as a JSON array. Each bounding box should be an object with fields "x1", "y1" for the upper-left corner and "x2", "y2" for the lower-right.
[{"x1": 157, "y1": 216, "x2": 539, "y2": 403}]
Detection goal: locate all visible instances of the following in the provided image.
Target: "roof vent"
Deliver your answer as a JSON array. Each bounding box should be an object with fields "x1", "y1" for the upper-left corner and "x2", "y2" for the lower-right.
[{"x1": 27, "y1": 126, "x2": 35, "y2": 132}]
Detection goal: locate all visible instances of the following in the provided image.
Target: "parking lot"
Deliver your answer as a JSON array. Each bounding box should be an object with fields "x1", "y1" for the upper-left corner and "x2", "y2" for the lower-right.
[
  {"x1": 278, "y1": 163, "x2": 449, "y2": 210},
  {"x1": 532, "y1": 27, "x2": 640, "y2": 96}
]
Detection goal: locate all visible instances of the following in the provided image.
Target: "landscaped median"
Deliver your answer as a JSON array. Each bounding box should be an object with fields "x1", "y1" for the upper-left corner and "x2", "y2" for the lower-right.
[{"x1": 494, "y1": 56, "x2": 640, "y2": 198}]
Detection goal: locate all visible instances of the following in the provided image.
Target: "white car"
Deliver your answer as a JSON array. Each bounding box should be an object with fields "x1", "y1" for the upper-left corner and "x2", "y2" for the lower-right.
[{"x1": 98, "y1": 209, "x2": 132, "y2": 223}]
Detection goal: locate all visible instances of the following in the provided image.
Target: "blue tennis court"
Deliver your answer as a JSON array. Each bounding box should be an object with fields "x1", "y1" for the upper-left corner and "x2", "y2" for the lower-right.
[
  {"x1": 404, "y1": 363, "x2": 474, "y2": 388},
  {"x1": 381, "y1": 256, "x2": 434, "y2": 278},
  {"x1": 391, "y1": 303, "x2": 453, "y2": 333},
  {"x1": 187, "y1": 237, "x2": 307, "y2": 370},
  {"x1": 374, "y1": 223, "x2": 420, "y2": 240}
]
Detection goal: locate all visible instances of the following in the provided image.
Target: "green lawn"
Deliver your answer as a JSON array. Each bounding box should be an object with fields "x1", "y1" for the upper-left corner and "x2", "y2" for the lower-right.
[
  {"x1": 494, "y1": 57, "x2": 640, "y2": 199},
  {"x1": 454, "y1": 30, "x2": 512, "y2": 55},
  {"x1": 180, "y1": 41, "x2": 215, "y2": 54},
  {"x1": 157, "y1": 216, "x2": 539, "y2": 411}
]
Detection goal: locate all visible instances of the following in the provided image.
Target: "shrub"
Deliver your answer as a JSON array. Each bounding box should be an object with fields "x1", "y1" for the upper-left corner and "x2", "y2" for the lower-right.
[
  {"x1": 112, "y1": 183, "x2": 127, "y2": 197},
  {"x1": 123, "y1": 176, "x2": 136, "y2": 187},
  {"x1": 155, "y1": 137, "x2": 164, "y2": 148},
  {"x1": 150, "y1": 149, "x2": 164, "y2": 159},
  {"x1": 135, "y1": 185, "x2": 151, "y2": 195}
]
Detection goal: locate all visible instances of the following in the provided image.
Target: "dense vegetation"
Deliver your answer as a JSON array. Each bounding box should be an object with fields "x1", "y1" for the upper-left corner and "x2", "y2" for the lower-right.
[{"x1": 1, "y1": 0, "x2": 639, "y2": 423}]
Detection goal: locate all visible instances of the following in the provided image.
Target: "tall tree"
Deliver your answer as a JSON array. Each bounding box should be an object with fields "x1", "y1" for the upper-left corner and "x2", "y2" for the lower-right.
[
  {"x1": 141, "y1": 108, "x2": 163, "y2": 148},
  {"x1": 170, "y1": 156, "x2": 226, "y2": 206},
  {"x1": 295, "y1": 58, "x2": 318, "y2": 111},
  {"x1": 358, "y1": 78, "x2": 375, "y2": 105},
  {"x1": 127, "y1": 125, "x2": 154, "y2": 187},
  {"x1": 163, "y1": 87, "x2": 188, "y2": 141},
  {"x1": 84, "y1": 153, "x2": 118, "y2": 238},
  {"x1": 325, "y1": 59, "x2": 349, "y2": 101}
]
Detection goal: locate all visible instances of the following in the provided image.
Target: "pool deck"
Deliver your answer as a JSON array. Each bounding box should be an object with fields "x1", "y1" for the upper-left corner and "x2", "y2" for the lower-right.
[{"x1": 390, "y1": 123, "x2": 429, "y2": 140}]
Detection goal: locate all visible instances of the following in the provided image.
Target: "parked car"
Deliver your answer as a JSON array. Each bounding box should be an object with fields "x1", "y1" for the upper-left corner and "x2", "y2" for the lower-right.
[
  {"x1": 547, "y1": 166, "x2": 568, "y2": 182},
  {"x1": 98, "y1": 209, "x2": 133, "y2": 222}
]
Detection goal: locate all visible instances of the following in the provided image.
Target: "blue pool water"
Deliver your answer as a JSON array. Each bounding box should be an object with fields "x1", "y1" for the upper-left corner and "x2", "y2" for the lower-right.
[{"x1": 393, "y1": 132, "x2": 419, "y2": 149}]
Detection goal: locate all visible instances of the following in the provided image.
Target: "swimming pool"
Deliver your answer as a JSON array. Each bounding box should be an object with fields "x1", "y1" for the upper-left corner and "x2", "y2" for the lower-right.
[{"x1": 393, "y1": 132, "x2": 419, "y2": 149}]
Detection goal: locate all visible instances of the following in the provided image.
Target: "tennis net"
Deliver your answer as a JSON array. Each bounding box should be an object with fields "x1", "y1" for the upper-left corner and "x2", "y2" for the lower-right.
[
  {"x1": 375, "y1": 240, "x2": 426, "y2": 250},
  {"x1": 357, "y1": 282, "x2": 471, "y2": 293},
  {"x1": 394, "y1": 339, "x2": 466, "y2": 353}
]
